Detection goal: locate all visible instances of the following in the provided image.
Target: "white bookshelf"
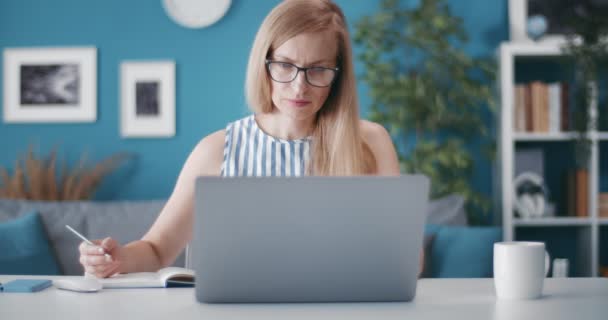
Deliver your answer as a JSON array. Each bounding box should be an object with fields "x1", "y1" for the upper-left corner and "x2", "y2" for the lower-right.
[
  {"x1": 513, "y1": 132, "x2": 578, "y2": 141},
  {"x1": 512, "y1": 217, "x2": 593, "y2": 227},
  {"x1": 496, "y1": 40, "x2": 605, "y2": 277}
]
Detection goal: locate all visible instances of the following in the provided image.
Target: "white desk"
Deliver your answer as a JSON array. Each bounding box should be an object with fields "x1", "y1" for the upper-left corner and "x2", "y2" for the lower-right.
[{"x1": 1, "y1": 276, "x2": 607, "y2": 320}]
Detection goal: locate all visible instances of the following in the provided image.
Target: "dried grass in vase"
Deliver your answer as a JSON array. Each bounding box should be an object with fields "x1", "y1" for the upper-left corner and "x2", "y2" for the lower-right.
[{"x1": 0, "y1": 146, "x2": 131, "y2": 201}]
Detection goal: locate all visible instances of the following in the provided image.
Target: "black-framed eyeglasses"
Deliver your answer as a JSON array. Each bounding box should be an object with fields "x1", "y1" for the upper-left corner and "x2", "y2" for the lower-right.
[{"x1": 265, "y1": 59, "x2": 339, "y2": 88}]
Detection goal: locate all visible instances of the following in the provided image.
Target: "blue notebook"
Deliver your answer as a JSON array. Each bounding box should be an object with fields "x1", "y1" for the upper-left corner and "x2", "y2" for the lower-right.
[{"x1": 1, "y1": 279, "x2": 52, "y2": 292}]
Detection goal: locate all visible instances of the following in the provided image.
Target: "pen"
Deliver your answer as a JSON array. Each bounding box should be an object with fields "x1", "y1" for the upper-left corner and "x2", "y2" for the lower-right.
[{"x1": 65, "y1": 225, "x2": 112, "y2": 259}]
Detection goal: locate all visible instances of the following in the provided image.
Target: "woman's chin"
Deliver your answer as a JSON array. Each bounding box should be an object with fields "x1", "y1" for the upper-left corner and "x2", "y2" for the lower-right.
[{"x1": 289, "y1": 105, "x2": 313, "y2": 115}]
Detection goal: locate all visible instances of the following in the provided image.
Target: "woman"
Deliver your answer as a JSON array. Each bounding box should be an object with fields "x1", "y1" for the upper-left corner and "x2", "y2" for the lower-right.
[{"x1": 79, "y1": 0, "x2": 401, "y2": 278}]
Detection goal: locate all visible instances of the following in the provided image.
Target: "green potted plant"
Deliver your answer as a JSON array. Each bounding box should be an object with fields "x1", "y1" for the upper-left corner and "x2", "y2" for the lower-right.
[
  {"x1": 354, "y1": 0, "x2": 496, "y2": 224},
  {"x1": 553, "y1": 2, "x2": 608, "y2": 218},
  {"x1": 560, "y1": 2, "x2": 608, "y2": 169}
]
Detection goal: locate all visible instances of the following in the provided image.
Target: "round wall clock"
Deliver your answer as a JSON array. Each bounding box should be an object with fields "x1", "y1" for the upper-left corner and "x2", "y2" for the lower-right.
[{"x1": 162, "y1": 0, "x2": 231, "y2": 29}]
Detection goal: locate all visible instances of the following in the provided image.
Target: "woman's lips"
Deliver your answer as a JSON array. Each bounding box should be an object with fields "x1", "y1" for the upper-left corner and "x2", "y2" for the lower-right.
[{"x1": 286, "y1": 99, "x2": 311, "y2": 107}]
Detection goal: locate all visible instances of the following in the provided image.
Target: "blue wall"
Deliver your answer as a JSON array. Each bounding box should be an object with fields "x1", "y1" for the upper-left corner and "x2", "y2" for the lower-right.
[{"x1": 0, "y1": 0, "x2": 508, "y2": 200}]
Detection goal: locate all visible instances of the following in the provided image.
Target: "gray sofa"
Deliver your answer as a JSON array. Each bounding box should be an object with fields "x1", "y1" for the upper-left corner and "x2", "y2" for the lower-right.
[
  {"x1": 0, "y1": 199, "x2": 186, "y2": 275},
  {"x1": 1, "y1": 194, "x2": 484, "y2": 277}
]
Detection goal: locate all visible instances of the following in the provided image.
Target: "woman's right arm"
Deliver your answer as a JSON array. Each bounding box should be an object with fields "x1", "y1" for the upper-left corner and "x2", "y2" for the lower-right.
[{"x1": 79, "y1": 129, "x2": 226, "y2": 277}]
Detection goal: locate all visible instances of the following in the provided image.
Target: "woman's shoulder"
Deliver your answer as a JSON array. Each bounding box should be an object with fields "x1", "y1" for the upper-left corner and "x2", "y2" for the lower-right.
[
  {"x1": 188, "y1": 129, "x2": 226, "y2": 175},
  {"x1": 193, "y1": 115, "x2": 253, "y2": 155},
  {"x1": 198, "y1": 129, "x2": 226, "y2": 149},
  {"x1": 359, "y1": 119, "x2": 391, "y2": 145},
  {"x1": 359, "y1": 119, "x2": 400, "y2": 175}
]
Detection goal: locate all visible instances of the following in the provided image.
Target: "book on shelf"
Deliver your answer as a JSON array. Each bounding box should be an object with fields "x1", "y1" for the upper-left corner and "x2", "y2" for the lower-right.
[
  {"x1": 560, "y1": 83, "x2": 569, "y2": 131},
  {"x1": 576, "y1": 170, "x2": 589, "y2": 217},
  {"x1": 525, "y1": 84, "x2": 533, "y2": 132},
  {"x1": 513, "y1": 81, "x2": 570, "y2": 133},
  {"x1": 514, "y1": 85, "x2": 526, "y2": 132},
  {"x1": 563, "y1": 169, "x2": 589, "y2": 217},
  {"x1": 599, "y1": 193, "x2": 608, "y2": 217},
  {"x1": 531, "y1": 81, "x2": 547, "y2": 132},
  {"x1": 548, "y1": 83, "x2": 561, "y2": 133}
]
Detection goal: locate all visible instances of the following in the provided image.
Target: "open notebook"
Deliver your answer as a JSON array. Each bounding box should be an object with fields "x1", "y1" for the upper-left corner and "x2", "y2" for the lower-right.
[{"x1": 100, "y1": 267, "x2": 195, "y2": 288}]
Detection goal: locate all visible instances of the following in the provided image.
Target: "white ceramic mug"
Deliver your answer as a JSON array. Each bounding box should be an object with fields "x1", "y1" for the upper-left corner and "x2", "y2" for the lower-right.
[{"x1": 493, "y1": 241, "x2": 549, "y2": 300}]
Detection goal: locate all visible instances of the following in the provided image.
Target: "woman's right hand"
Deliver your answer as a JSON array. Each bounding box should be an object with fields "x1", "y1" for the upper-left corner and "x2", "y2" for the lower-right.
[{"x1": 78, "y1": 237, "x2": 125, "y2": 278}]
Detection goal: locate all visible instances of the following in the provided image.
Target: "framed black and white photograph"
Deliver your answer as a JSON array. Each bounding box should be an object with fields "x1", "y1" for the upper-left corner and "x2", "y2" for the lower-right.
[
  {"x1": 3, "y1": 47, "x2": 97, "y2": 123},
  {"x1": 120, "y1": 61, "x2": 175, "y2": 138}
]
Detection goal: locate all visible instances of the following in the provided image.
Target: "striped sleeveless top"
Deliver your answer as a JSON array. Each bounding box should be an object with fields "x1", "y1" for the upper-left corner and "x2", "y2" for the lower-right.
[{"x1": 220, "y1": 115, "x2": 312, "y2": 177}]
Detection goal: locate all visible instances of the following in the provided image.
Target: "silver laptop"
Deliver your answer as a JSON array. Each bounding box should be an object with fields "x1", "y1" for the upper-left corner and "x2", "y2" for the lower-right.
[{"x1": 192, "y1": 175, "x2": 429, "y2": 303}]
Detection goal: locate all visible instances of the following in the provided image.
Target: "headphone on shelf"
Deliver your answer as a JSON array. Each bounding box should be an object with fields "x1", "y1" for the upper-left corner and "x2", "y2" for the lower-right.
[{"x1": 513, "y1": 172, "x2": 547, "y2": 219}]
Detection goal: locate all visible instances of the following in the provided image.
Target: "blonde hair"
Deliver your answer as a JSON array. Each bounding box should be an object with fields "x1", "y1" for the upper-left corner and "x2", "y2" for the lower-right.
[{"x1": 245, "y1": 0, "x2": 376, "y2": 175}]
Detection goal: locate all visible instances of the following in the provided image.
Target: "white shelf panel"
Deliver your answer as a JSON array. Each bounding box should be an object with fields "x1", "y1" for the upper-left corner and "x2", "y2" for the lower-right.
[
  {"x1": 513, "y1": 132, "x2": 604, "y2": 141},
  {"x1": 513, "y1": 132, "x2": 578, "y2": 141},
  {"x1": 513, "y1": 217, "x2": 593, "y2": 227},
  {"x1": 599, "y1": 219, "x2": 608, "y2": 225},
  {"x1": 501, "y1": 41, "x2": 569, "y2": 57},
  {"x1": 502, "y1": 37, "x2": 607, "y2": 57}
]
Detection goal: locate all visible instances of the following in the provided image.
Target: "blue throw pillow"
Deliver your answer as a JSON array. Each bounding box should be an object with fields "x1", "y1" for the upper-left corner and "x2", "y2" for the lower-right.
[
  {"x1": 0, "y1": 211, "x2": 62, "y2": 275},
  {"x1": 425, "y1": 224, "x2": 442, "y2": 237},
  {"x1": 421, "y1": 224, "x2": 442, "y2": 277},
  {"x1": 430, "y1": 225, "x2": 502, "y2": 278}
]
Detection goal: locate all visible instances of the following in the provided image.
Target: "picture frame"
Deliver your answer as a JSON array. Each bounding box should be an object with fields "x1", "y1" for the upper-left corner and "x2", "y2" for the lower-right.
[
  {"x1": 3, "y1": 46, "x2": 97, "y2": 123},
  {"x1": 120, "y1": 61, "x2": 176, "y2": 138}
]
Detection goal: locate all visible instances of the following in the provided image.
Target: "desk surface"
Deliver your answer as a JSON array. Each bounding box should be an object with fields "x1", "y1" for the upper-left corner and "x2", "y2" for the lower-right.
[{"x1": 1, "y1": 276, "x2": 607, "y2": 320}]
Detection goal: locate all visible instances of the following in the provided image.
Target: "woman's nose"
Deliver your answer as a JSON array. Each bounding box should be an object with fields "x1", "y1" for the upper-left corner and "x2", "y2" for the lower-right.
[{"x1": 290, "y1": 70, "x2": 308, "y2": 91}]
